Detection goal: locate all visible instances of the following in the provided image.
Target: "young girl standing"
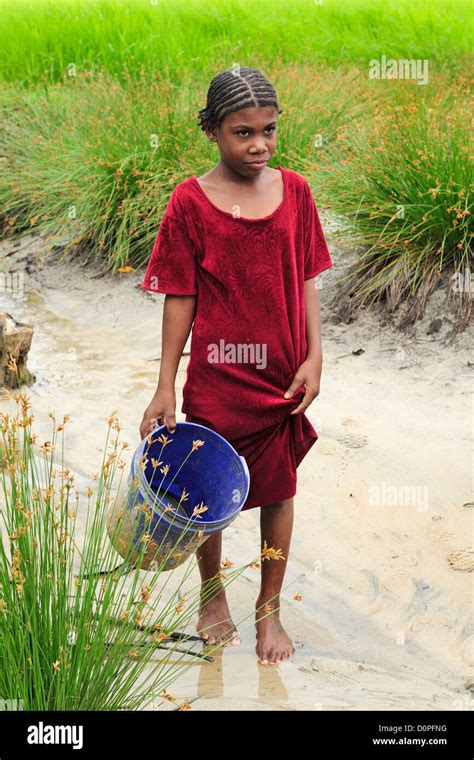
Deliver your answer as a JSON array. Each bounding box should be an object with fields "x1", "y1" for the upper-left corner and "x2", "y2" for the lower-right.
[{"x1": 140, "y1": 67, "x2": 333, "y2": 666}]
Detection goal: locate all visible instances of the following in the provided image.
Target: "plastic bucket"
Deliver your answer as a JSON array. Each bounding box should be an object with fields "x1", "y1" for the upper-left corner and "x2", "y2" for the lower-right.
[{"x1": 106, "y1": 422, "x2": 250, "y2": 571}]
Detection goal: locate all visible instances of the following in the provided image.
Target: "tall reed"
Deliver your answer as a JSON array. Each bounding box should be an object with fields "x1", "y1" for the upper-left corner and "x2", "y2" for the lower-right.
[{"x1": 0, "y1": 386, "x2": 284, "y2": 710}]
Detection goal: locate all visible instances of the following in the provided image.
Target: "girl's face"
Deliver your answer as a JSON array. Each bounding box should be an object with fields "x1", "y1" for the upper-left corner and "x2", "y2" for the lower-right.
[{"x1": 205, "y1": 105, "x2": 279, "y2": 176}]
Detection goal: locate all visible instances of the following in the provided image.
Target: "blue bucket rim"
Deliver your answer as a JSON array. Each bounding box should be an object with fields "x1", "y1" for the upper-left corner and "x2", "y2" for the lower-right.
[{"x1": 136, "y1": 421, "x2": 250, "y2": 526}]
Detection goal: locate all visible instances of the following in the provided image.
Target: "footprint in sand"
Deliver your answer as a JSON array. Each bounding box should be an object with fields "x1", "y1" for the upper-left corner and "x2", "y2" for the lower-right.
[
  {"x1": 446, "y1": 548, "x2": 474, "y2": 572},
  {"x1": 337, "y1": 432, "x2": 368, "y2": 449},
  {"x1": 341, "y1": 417, "x2": 359, "y2": 427},
  {"x1": 428, "y1": 517, "x2": 474, "y2": 573}
]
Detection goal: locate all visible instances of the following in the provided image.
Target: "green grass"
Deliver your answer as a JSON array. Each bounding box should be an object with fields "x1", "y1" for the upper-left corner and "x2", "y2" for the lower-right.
[
  {"x1": 0, "y1": 0, "x2": 472, "y2": 85},
  {"x1": 313, "y1": 75, "x2": 472, "y2": 328}
]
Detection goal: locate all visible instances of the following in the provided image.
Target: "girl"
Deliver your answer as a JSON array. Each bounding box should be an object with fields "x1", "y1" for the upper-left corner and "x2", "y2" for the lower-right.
[{"x1": 139, "y1": 67, "x2": 333, "y2": 666}]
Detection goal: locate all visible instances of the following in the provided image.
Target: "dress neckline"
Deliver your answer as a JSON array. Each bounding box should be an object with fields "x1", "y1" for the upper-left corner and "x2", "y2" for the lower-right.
[{"x1": 190, "y1": 166, "x2": 287, "y2": 222}]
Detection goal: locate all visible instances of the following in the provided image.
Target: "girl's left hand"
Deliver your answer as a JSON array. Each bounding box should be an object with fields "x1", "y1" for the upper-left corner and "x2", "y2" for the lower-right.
[{"x1": 283, "y1": 358, "x2": 321, "y2": 415}]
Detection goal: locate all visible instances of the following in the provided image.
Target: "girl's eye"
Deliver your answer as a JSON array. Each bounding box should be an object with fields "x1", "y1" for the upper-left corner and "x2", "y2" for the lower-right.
[{"x1": 236, "y1": 127, "x2": 276, "y2": 136}]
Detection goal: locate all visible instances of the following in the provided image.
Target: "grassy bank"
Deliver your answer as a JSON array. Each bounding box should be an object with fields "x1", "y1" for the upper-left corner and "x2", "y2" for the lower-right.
[{"x1": 0, "y1": 0, "x2": 472, "y2": 327}]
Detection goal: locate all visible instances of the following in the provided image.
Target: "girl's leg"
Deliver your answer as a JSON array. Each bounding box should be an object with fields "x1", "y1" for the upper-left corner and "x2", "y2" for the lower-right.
[
  {"x1": 255, "y1": 496, "x2": 296, "y2": 665},
  {"x1": 195, "y1": 530, "x2": 241, "y2": 646}
]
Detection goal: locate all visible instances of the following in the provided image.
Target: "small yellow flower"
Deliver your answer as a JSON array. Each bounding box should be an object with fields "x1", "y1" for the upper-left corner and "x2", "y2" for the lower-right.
[
  {"x1": 261, "y1": 540, "x2": 285, "y2": 562},
  {"x1": 152, "y1": 630, "x2": 168, "y2": 643},
  {"x1": 7, "y1": 356, "x2": 18, "y2": 374},
  {"x1": 107, "y1": 410, "x2": 120, "y2": 429},
  {"x1": 192, "y1": 502, "x2": 208, "y2": 518},
  {"x1": 156, "y1": 434, "x2": 173, "y2": 447},
  {"x1": 160, "y1": 464, "x2": 170, "y2": 476},
  {"x1": 160, "y1": 690, "x2": 175, "y2": 702},
  {"x1": 56, "y1": 414, "x2": 72, "y2": 432},
  {"x1": 141, "y1": 585, "x2": 151, "y2": 602},
  {"x1": 53, "y1": 660, "x2": 61, "y2": 673},
  {"x1": 191, "y1": 439, "x2": 205, "y2": 452},
  {"x1": 221, "y1": 557, "x2": 233, "y2": 568}
]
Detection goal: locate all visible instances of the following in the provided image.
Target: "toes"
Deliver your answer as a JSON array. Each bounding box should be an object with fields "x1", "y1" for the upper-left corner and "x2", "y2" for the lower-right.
[
  {"x1": 267, "y1": 649, "x2": 278, "y2": 664},
  {"x1": 203, "y1": 630, "x2": 240, "y2": 648},
  {"x1": 224, "y1": 634, "x2": 241, "y2": 647},
  {"x1": 259, "y1": 650, "x2": 286, "y2": 665}
]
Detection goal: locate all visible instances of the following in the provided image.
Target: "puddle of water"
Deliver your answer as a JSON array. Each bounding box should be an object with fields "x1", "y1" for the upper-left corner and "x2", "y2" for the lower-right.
[{"x1": 146, "y1": 637, "x2": 319, "y2": 708}]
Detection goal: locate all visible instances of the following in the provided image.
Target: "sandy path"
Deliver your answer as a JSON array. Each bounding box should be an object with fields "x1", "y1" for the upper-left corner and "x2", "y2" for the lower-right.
[{"x1": 0, "y1": 228, "x2": 472, "y2": 711}]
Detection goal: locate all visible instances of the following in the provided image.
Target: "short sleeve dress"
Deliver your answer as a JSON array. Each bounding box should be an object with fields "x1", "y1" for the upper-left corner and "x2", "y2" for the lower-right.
[{"x1": 141, "y1": 165, "x2": 333, "y2": 510}]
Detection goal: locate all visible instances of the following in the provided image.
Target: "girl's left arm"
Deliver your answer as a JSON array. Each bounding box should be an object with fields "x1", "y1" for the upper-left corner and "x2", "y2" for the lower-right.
[
  {"x1": 284, "y1": 276, "x2": 322, "y2": 414},
  {"x1": 304, "y1": 276, "x2": 322, "y2": 365}
]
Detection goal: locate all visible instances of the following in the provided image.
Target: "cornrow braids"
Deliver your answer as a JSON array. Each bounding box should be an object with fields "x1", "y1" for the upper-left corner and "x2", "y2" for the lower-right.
[{"x1": 197, "y1": 66, "x2": 282, "y2": 132}]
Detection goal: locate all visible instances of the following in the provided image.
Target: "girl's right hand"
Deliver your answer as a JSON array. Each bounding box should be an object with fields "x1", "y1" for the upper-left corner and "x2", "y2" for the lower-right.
[{"x1": 139, "y1": 388, "x2": 176, "y2": 439}]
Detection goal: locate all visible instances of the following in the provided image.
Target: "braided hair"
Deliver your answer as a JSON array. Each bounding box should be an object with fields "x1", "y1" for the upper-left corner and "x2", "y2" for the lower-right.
[{"x1": 197, "y1": 66, "x2": 282, "y2": 132}]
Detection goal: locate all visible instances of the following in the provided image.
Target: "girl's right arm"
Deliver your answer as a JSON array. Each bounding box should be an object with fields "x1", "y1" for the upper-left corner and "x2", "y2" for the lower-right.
[{"x1": 139, "y1": 294, "x2": 197, "y2": 438}]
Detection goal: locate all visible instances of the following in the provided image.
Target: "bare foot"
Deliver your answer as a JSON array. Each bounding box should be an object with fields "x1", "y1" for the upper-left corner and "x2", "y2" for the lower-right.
[
  {"x1": 196, "y1": 587, "x2": 241, "y2": 647},
  {"x1": 255, "y1": 599, "x2": 295, "y2": 665}
]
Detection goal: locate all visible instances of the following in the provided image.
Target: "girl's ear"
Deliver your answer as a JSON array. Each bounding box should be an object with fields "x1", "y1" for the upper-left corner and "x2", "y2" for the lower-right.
[{"x1": 205, "y1": 127, "x2": 218, "y2": 143}]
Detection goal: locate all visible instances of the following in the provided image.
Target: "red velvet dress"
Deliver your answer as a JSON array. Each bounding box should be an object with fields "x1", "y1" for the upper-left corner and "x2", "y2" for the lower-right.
[{"x1": 141, "y1": 166, "x2": 333, "y2": 510}]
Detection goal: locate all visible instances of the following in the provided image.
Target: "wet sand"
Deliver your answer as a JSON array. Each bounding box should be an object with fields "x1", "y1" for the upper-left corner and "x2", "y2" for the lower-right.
[{"x1": 0, "y1": 229, "x2": 472, "y2": 710}]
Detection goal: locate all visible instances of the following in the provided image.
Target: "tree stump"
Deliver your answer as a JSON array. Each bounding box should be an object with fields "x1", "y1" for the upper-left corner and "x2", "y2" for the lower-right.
[{"x1": 0, "y1": 312, "x2": 35, "y2": 388}]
